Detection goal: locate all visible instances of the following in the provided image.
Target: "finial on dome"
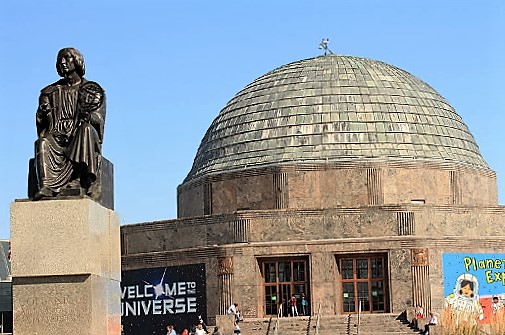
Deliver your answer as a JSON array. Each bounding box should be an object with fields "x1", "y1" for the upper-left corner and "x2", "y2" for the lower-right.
[{"x1": 318, "y1": 38, "x2": 333, "y2": 55}]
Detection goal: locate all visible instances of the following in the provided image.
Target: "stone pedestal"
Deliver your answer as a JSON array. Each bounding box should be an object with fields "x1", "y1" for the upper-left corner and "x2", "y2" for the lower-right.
[
  {"x1": 10, "y1": 198, "x2": 121, "y2": 335},
  {"x1": 215, "y1": 315, "x2": 236, "y2": 335}
]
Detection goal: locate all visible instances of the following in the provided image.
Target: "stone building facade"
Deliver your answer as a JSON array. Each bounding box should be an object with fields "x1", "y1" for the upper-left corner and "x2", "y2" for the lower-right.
[{"x1": 121, "y1": 54, "x2": 505, "y2": 323}]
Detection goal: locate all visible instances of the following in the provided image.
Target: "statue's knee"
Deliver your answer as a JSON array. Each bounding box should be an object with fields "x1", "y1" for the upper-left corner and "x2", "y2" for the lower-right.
[{"x1": 36, "y1": 137, "x2": 50, "y2": 151}]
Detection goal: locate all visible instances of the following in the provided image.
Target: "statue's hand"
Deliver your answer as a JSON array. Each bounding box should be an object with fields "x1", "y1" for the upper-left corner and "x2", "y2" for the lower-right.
[
  {"x1": 78, "y1": 110, "x2": 90, "y2": 122},
  {"x1": 37, "y1": 103, "x2": 50, "y2": 116}
]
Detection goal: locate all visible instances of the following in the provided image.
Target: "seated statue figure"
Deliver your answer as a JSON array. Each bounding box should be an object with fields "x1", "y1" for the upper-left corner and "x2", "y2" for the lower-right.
[{"x1": 31, "y1": 47, "x2": 107, "y2": 202}]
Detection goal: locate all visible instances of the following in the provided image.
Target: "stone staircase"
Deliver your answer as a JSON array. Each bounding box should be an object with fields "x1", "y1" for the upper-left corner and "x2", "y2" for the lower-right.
[
  {"x1": 344, "y1": 313, "x2": 424, "y2": 335},
  {"x1": 235, "y1": 313, "x2": 423, "y2": 335}
]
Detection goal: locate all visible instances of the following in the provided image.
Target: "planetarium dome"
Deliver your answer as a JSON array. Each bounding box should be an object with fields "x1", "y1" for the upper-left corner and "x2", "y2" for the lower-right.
[{"x1": 185, "y1": 54, "x2": 488, "y2": 182}]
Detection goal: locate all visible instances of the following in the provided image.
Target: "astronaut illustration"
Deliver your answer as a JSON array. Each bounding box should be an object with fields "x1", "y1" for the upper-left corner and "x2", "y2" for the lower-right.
[
  {"x1": 445, "y1": 273, "x2": 484, "y2": 324},
  {"x1": 491, "y1": 296, "x2": 505, "y2": 315}
]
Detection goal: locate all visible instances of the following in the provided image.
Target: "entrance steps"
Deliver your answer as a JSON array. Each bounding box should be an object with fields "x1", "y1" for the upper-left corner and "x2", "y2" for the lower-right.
[{"x1": 235, "y1": 313, "x2": 423, "y2": 335}]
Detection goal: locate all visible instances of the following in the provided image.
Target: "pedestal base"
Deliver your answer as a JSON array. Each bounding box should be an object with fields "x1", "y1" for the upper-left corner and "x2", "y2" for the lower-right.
[
  {"x1": 10, "y1": 198, "x2": 120, "y2": 335},
  {"x1": 215, "y1": 315, "x2": 236, "y2": 335},
  {"x1": 13, "y1": 274, "x2": 120, "y2": 335}
]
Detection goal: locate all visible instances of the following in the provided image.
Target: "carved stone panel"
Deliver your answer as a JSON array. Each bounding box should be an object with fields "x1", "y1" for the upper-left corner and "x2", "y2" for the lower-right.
[
  {"x1": 411, "y1": 248, "x2": 429, "y2": 266},
  {"x1": 218, "y1": 257, "x2": 234, "y2": 275}
]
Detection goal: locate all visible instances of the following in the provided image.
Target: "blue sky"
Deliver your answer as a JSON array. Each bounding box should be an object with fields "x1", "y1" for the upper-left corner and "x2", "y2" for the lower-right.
[{"x1": 0, "y1": 1, "x2": 504, "y2": 239}]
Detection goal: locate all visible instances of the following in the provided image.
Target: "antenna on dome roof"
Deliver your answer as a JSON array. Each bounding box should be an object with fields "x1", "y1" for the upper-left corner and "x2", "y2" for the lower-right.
[{"x1": 318, "y1": 38, "x2": 333, "y2": 55}]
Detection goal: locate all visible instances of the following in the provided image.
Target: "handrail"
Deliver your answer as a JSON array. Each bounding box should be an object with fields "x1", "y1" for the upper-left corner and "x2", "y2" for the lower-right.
[
  {"x1": 265, "y1": 316, "x2": 273, "y2": 335},
  {"x1": 346, "y1": 314, "x2": 351, "y2": 335},
  {"x1": 274, "y1": 303, "x2": 282, "y2": 335},
  {"x1": 305, "y1": 312, "x2": 312, "y2": 335},
  {"x1": 356, "y1": 300, "x2": 361, "y2": 335}
]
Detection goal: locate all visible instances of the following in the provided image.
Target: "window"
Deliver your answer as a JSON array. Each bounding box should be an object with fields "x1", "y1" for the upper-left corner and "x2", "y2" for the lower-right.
[
  {"x1": 337, "y1": 254, "x2": 388, "y2": 313},
  {"x1": 260, "y1": 257, "x2": 310, "y2": 316}
]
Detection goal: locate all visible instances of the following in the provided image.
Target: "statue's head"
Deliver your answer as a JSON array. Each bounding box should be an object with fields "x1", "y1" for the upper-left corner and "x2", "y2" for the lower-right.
[{"x1": 56, "y1": 47, "x2": 85, "y2": 77}]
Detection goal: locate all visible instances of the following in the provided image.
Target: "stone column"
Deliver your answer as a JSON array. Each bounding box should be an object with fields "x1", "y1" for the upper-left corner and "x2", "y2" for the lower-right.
[
  {"x1": 218, "y1": 256, "x2": 234, "y2": 314},
  {"x1": 217, "y1": 257, "x2": 235, "y2": 335},
  {"x1": 411, "y1": 248, "x2": 432, "y2": 313},
  {"x1": 10, "y1": 198, "x2": 121, "y2": 335}
]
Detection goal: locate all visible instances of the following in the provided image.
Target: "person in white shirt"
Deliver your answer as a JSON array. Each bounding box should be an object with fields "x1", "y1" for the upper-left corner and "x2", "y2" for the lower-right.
[
  {"x1": 166, "y1": 325, "x2": 177, "y2": 335},
  {"x1": 195, "y1": 324, "x2": 206, "y2": 335},
  {"x1": 227, "y1": 303, "x2": 241, "y2": 322},
  {"x1": 424, "y1": 311, "x2": 438, "y2": 335}
]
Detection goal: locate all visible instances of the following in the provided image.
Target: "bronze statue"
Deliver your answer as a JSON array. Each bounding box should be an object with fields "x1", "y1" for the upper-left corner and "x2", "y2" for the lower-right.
[{"x1": 32, "y1": 48, "x2": 106, "y2": 200}]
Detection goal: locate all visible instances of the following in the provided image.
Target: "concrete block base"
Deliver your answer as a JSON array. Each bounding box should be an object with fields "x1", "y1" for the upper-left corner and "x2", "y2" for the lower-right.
[
  {"x1": 10, "y1": 198, "x2": 120, "y2": 335},
  {"x1": 13, "y1": 274, "x2": 120, "y2": 335},
  {"x1": 215, "y1": 315, "x2": 236, "y2": 335}
]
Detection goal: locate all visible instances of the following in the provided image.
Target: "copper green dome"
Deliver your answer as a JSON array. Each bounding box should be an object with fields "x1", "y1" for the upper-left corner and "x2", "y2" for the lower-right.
[{"x1": 185, "y1": 54, "x2": 488, "y2": 182}]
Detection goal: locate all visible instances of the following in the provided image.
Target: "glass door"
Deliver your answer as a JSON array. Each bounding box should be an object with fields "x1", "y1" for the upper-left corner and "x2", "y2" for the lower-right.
[
  {"x1": 260, "y1": 257, "x2": 310, "y2": 316},
  {"x1": 338, "y1": 254, "x2": 388, "y2": 313}
]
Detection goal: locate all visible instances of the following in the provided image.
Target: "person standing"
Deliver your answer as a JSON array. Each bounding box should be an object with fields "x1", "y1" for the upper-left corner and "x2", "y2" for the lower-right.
[
  {"x1": 301, "y1": 293, "x2": 308, "y2": 316},
  {"x1": 290, "y1": 294, "x2": 299, "y2": 317}
]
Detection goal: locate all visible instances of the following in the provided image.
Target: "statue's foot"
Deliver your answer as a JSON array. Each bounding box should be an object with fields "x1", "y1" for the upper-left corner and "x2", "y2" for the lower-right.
[
  {"x1": 34, "y1": 187, "x2": 52, "y2": 200},
  {"x1": 66, "y1": 179, "x2": 81, "y2": 189}
]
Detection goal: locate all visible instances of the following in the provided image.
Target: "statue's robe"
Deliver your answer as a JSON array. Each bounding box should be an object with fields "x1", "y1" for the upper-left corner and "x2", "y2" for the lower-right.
[{"x1": 35, "y1": 79, "x2": 105, "y2": 194}]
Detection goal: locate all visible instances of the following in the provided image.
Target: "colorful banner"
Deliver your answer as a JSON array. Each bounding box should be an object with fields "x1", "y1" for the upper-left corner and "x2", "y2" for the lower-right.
[
  {"x1": 443, "y1": 253, "x2": 505, "y2": 324},
  {"x1": 121, "y1": 264, "x2": 206, "y2": 335}
]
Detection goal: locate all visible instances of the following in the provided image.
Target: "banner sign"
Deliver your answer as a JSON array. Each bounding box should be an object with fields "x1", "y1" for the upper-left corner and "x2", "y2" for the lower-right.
[
  {"x1": 443, "y1": 253, "x2": 505, "y2": 324},
  {"x1": 121, "y1": 264, "x2": 206, "y2": 335}
]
